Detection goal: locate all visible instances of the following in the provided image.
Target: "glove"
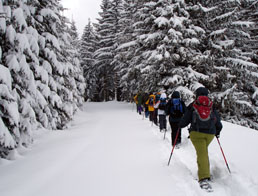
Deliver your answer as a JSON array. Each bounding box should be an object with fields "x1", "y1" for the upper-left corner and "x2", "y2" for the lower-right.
[{"x1": 215, "y1": 130, "x2": 220, "y2": 138}]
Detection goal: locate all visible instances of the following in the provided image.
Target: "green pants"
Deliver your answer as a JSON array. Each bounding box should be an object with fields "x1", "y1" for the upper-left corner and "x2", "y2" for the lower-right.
[{"x1": 190, "y1": 131, "x2": 214, "y2": 181}]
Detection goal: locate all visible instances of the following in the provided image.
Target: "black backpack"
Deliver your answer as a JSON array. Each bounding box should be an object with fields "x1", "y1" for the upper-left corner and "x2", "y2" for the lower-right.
[{"x1": 158, "y1": 98, "x2": 166, "y2": 110}]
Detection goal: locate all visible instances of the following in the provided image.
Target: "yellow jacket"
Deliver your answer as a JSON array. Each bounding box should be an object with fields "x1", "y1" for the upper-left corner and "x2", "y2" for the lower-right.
[
  {"x1": 146, "y1": 95, "x2": 155, "y2": 112},
  {"x1": 134, "y1": 94, "x2": 138, "y2": 104}
]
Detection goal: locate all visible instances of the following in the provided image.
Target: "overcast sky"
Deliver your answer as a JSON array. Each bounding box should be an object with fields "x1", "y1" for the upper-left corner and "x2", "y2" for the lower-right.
[{"x1": 61, "y1": 0, "x2": 102, "y2": 37}]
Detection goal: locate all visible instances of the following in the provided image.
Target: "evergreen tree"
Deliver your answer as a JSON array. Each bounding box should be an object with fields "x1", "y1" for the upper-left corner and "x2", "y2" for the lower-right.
[
  {"x1": 186, "y1": 0, "x2": 258, "y2": 129},
  {"x1": 66, "y1": 19, "x2": 85, "y2": 108},
  {"x1": 116, "y1": 0, "x2": 140, "y2": 100},
  {"x1": 0, "y1": 0, "x2": 85, "y2": 158},
  {"x1": 80, "y1": 20, "x2": 98, "y2": 101},
  {"x1": 94, "y1": 0, "x2": 119, "y2": 101}
]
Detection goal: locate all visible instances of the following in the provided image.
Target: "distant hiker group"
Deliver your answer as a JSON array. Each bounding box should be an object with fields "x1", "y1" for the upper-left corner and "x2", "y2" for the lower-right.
[{"x1": 133, "y1": 87, "x2": 223, "y2": 192}]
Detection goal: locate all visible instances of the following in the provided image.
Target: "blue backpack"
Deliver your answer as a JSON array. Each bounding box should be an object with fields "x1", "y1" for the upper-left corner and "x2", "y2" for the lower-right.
[{"x1": 170, "y1": 98, "x2": 183, "y2": 118}]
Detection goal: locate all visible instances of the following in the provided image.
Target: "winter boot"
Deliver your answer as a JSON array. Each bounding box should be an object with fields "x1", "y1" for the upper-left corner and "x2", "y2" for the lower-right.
[{"x1": 199, "y1": 178, "x2": 213, "y2": 192}]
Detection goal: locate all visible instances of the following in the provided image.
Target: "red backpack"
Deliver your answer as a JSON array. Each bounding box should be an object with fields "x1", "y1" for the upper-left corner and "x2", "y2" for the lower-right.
[{"x1": 193, "y1": 96, "x2": 214, "y2": 130}]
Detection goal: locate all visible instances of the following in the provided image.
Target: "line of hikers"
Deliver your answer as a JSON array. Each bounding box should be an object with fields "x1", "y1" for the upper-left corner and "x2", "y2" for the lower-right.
[{"x1": 133, "y1": 87, "x2": 223, "y2": 191}]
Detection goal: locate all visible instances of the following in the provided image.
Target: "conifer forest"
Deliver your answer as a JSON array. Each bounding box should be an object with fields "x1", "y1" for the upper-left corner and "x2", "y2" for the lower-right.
[{"x1": 0, "y1": 0, "x2": 257, "y2": 158}]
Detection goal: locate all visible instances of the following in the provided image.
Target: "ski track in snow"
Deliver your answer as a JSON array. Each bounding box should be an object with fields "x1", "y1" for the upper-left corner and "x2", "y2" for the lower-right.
[{"x1": 0, "y1": 101, "x2": 258, "y2": 196}]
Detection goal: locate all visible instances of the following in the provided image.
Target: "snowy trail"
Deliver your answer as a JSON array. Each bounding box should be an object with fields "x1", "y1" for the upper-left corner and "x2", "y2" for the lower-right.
[{"x1": 0, "y1": 101, "x2": 258, "y2": 196}]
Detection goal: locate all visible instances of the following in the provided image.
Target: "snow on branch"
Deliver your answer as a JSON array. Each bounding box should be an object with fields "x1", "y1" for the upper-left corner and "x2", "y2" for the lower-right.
[
  {"x1": 209, "y1": 10, "x2": 235, "y2": 23},
  {"x1": 154, "y1": 16, "x2": 169, "y2": 28},
  {"x1": 210, "y1": 28, "x2": 227, "y2": 37},
  {"x1": 0, "y1": 118, "x2": 16, "y2": 149},
  {"x1": 217, "y1": 84, "x2": 237, "y2": 101},
  {"x1": 40, "y1": 8, "x2": 60, "y2": 23},
  {"x1": 0, "y1": 65, "x2": 12, "y2": 89},
  {"x1": 117, "y1": 41, "x2": 137, "y2": 50},
  {"x1": 218, "y1": 40, "x2": 234, "y2": 49},
  {"x1": 43, "y1": 32, "x2": 61, "y2": 51},
  {"x1": 232, "y1": 21, "x2": 254, "y2": 28},
  {"x1": 225, "y1": 58, "x2": 258, "y2": 68},
  {"x1": 198, "y1": 3, "x2": 217, "y2": 13},
  {"x1": 251, "y1": 85, "x2": 258, "y2": 100},
  {"x1": 186, "y1": 66, "x2": 209, "y2": 80}
]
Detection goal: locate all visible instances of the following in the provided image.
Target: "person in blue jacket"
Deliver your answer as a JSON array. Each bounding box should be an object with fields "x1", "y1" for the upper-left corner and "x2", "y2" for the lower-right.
[{"x1": 166, "y1": 91, "x2": 186, "y2": 147}]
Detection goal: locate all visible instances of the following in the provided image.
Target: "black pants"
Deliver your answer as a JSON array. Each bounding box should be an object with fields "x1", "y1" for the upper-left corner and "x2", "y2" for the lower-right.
[
  {"x1": 154, "y1": 109, "x2": 158, "y2": 125},
  {"x1": 169, "y1": 122, "x2": 181, "y2": 146},
  {"x1": 149, "y1": 111, "x2": 154, "y2": 122},
  {"x1": 159, "y1": 115, "x2": 167, "y2": 130}
]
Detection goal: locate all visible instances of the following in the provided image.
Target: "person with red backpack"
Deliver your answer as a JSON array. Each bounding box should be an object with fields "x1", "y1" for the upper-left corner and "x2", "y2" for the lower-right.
[
  {"x1": 166, "y1": 91, "x2": 186, "y2": 147},
  {"x1": 179, "y1": 87, "x2": 223, "y2": 191}
]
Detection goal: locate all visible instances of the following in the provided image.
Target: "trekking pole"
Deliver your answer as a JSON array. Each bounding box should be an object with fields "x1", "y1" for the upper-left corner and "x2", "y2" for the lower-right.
[
  {"x1": 167, "y1": 128, "x2": 180, "y2": 166},
  {"x1": 216, "y1": 137, "x2": 231, "y2": 174}
]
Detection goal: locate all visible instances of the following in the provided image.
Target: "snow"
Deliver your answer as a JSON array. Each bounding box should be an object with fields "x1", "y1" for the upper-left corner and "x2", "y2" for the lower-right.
[
  {"x1": 225, "y1": 58, "x2": 258, "y2": 68},
  {"x1": 6, "y1": 54, "x2": 20, "y2": 72},
  {"x1": 6, "y1": 25, "x2": 16, "y2": 45},
  {"x1": 13, "y1": 8, "x2": 27, "y2": 31},
  {"x1": 155, "y1": 16, "x2": 169, "y2": 27},
  {"x1": 0, "y1": 118, "x2": 16, "y2": 148},
  {"x1": 210, "y1": 28, "x2": 227, "y2": 37},
  {"x1": 0, "y1": 101, "x2": 257, "y2": 196},
  {"x1": 198, "y1": 4, "x2": 217, "y2": 13},
  {"x1": 232, "y1": 21, "x2": 254, "y2": 27},
  {"x1": 0, "y1": 64, "x2": 12, "y2": 89}
]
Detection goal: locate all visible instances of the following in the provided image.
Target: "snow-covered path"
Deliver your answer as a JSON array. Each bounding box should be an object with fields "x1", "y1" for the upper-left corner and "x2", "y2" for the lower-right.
[{"x1": 0, "y1": 101, "x2": 258, "y2": 196}]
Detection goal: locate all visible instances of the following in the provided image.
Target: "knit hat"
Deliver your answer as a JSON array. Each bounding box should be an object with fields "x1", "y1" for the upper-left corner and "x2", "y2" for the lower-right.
[
  {"x1": 172, "y1": 91, "x2": 180, "y2": 98},
  {"x1": 195, "y1": 87, "x2": 209, "y2": 97}
]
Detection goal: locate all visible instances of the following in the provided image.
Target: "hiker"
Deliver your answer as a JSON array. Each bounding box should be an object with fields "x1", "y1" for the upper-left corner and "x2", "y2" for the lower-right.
[
  {"x1": 154, "y1": 92, "x2": 167, "y2": 132},
  {"x1": 153, "y1": 92, "x2": 161, "y2": 126},
  {"x1": 166, "y1": 91, "x2": 186, "y2": 147},
  {"x1": 146, "y1": 92, "x2": 156, "y2": 124},
  {"x1": 143, "y1": 92, "x2": 150, "y2": 118},
  {"x1": 179, "y1": 87, "x2": 223, "y2": 191},
  {"x1": 136, "y1": 92, "x2": 143, "y2": 115},
  {"x1": 133, "y1": 93, "x2": 139, "y2": 113}
]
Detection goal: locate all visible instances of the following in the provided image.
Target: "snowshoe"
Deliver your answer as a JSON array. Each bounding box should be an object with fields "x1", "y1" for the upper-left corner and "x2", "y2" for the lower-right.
[{"x1": 199, "y1": 178, "x2": 213, "y2": 192}]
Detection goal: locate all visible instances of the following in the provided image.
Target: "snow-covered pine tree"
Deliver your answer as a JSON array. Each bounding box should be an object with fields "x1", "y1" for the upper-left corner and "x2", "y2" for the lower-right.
[
  {"x1": 80, "y1": 20, "x2": 98, "y2": 101},
  {"x1": 110, "y1": 0, "x2": 123, "y2": 101},
  {"x1": 66, "y1": 19, "x2": 85, "y2": 108},
  {"x1": 188, "y1": 0, "x2": 258, "y2": 129},
  {"x1": 94, "y1": 0, "x2": 119, "y2": 101},
  {"x1": 33, "y1": 0, "x2": 81, "y2": 129},
  {"x1": 118, "y1": 0, "x2": 204, "y2": 101},
  {"x1": 1, "y1": 0, "x2": 41, "y2": 157},
  {"x1": 0, "y1": 0, "x2": 85, "y2": 158},
  {"x1": 0, "y1": 0, "x2": 19, "y2": 157},
  {"x1": 115, "y1": 0, "x2": 142, "y2": 101}
]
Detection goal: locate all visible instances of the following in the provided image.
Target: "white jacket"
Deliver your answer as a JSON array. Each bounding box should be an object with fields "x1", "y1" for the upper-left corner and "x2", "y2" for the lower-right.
[{"x1": 154, "y1": 93, "x2": 167, "y2": 115}]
